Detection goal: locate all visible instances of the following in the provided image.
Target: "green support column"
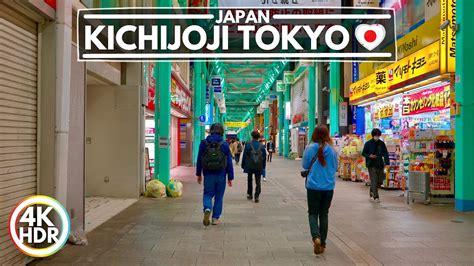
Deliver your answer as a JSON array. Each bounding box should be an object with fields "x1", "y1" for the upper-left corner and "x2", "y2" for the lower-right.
[
  {"x1": 284, "y1": 86, "x2": 290, "y2": 157},
  {"x1": 201, "y1": 64, "x2": 207, "y2": 140},
  {"x1": 264, "y1": 108, "x2": 270, "y2": 140},
  {"x1": 329, "y1": 62, "x2": 340, "y2": 136},
  {"x1": 157, "y1": 62, "x2": 171, "y2": 185},
  {"x1": 308, "y1": 63, "x2": 316, "y2": 140},
  {"x1": 153, "y1": 0, "x2": 172, "y2": 185},
  {"x1": 455, "y1": 0, "x2": 474, "y2": 212},
  {"x1": 193, "y1": 62, "x2": 203, "y2": 163},
  {"x1": 316, "y1": 63, "x2": 324, "y2": 127},
  {"x1": 153, "y1": 64, "x2": 160, "y2": 180},
  {"x1": 278, "y1": 93, "x2": 284, "y2": 156}
]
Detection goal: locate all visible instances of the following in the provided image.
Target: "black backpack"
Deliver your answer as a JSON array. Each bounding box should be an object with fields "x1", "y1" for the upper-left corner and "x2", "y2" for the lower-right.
[
  {"x1": 247, "y1": 143, "x2": 263, "y2": 171},
  {"x1": 202, "y1": 140, "x2": 227, "y2": 171}
]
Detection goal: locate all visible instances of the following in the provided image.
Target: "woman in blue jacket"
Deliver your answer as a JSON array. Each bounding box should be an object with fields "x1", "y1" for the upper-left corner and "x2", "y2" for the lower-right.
[{"x1": 302, "y1": 125, "x2": 338, "y2": 255}]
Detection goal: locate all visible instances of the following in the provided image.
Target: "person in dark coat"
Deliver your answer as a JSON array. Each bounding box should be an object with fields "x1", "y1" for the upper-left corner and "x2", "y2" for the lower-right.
[
  {"x1": 362, "y1": 128, "x2": 390, "y2": 203},
  {"x1": 241, "y1": 131, "x2": 266, "y2": 203},
  {"x1": 196, "y1": 123, "x2": 234, "y2": 226}
]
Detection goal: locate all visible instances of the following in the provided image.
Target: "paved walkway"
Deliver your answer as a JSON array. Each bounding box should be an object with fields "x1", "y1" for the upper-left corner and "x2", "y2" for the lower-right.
[{"x1": 33, "y1": 157, "x2": 474, "y2": 265}]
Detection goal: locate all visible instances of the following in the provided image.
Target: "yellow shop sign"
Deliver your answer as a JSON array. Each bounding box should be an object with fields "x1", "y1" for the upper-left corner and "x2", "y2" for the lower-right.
[
  {"x1": 350, "y1": 42, "x2": 440, "y2": 103},
  {"x1": 224, "y1": 122, "x2": 248, "y2": 128},
  {"x1": 349, "y1": 74, "x2": 375, "y2": 102},
  {"x1": 386, "y1": 41, "x2": 440, "y2": 87}
]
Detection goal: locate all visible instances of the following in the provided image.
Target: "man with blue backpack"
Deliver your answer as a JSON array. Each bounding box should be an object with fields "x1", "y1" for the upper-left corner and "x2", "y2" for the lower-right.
[
  {"x1": 196, "y1": 123, "x2": 234, "y2": 226},
  {"x1": 242, "y1": 130, "x2": 267, "y2": 203}
]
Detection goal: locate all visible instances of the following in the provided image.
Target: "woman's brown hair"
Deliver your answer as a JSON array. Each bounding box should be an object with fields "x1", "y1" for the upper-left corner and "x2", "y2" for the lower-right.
[{"x1": 310, "y1": 125, "x2": 333, "y2": 167}]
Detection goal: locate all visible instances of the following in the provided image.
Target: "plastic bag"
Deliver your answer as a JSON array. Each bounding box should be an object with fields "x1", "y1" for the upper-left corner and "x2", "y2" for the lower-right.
[
  {"x1": 145, "y1": 179, "x2": 167, "y2": 198},
  {"x1": 166, "y1": 179, "x2": 183, "y2": 197}
]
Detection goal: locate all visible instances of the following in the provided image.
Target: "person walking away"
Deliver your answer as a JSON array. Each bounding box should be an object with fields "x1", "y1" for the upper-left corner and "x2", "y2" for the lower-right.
[
  {"x1": 242, "y1": 131, "x2": 266, "y2": 203},
  {"x1": 266, "y1": 139, "x2": 275, "y2": 162},
  {"x1": 362, "y1": 128, "x2": 390, "y2": 203},
  {"x1": 259, "y1": 139, "x2": 268, "y2": 182},
  {"x1": 229, "y1": 138, "x2": 237, "y2": 162},
  {"x1": 302, "y1": 125, "x2": 338, "y2": 255},
  {"x1": 196, "y1": 123, "x2": 234, "y2": 226},
  {"x1": 235, "y1": 139, "x2": 243, "y2": 165}
]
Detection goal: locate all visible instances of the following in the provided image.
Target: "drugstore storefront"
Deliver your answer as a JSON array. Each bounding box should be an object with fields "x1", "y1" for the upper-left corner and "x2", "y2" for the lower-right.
[{"x1": 350, "y1": 41, "x2": 457, "y2": 201}]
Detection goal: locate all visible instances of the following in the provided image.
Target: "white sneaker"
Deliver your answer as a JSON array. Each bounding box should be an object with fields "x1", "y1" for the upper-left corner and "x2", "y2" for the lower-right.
[
  {"x1": 374, "y1": 198, "x2": 381, "y2": 203},
  {"x1": 212, "y1": 218, "x2": 221, "y2": 225},
  {"x1": 263, "y1": 178, "x2": 267, "y2": 182}
]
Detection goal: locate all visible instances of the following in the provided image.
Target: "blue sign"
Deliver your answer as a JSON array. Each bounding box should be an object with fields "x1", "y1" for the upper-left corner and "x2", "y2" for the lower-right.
[
  {"x1": 269, "y1": 95, "x2": 277, "y2": 100},
  {"x1": 199, "y1": 115, "x2": 206, "y2": 122},
  {"x1": 211, "y1": 78, "x2": 220, "y2": 86},
  {"x1": 213, "y1": 87, "x2": 222, "y2": 93}
]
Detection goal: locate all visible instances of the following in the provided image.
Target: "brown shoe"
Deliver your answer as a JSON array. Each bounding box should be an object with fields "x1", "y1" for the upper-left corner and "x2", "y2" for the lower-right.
[
  {"x1": 320, "y1": 245, "x2": 326, "y2": 254},
  {"x1": 313, "y1": 238, "x2": 322, "y2": 254}
]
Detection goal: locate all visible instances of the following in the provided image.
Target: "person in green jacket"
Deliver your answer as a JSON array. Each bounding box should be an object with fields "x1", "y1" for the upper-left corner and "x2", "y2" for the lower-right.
[{"x1": 362, "y1": 129, "x2": 390, "y2": 203}]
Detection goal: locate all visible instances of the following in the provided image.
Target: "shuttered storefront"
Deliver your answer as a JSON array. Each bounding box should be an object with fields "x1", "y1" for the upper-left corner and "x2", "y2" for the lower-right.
[{"x1": 0, "y1": 12, "x2": 38, "y2": 265}]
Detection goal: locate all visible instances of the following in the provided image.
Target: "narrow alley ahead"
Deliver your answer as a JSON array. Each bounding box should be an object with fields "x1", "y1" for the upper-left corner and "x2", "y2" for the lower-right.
[{"x1": 34, "y1": 157, "x2": 474, "y2": 266}]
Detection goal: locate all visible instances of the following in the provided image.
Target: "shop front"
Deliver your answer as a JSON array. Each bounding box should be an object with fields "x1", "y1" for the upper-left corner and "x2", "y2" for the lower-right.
[
  {"x1": 349, "y1": 40, "x2": 456, "y2": 201},
  {"x1": 289, "y1": 71, "x2": 309, "y2": 158}
]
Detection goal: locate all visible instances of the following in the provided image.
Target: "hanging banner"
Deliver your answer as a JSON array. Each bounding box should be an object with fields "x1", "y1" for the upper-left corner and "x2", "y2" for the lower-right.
[
  {"x1": 283, "y1": 71, "x2": 295, "y2": 85},
  {"x1": 402, "y1": 85, "x2": 450, "y2": 116},
  {"x1": 440, "y1": 0, "x2": 448, "y2": 74},
  {"x1": 276, "y1": 80, "x2": 286, "y2": 92},
  {"x1": 339, "y1": 102, "x2": 348, "y2": 127},
  {"x1": 353, "y1": 0, "x2": 379, "y2": 7},
  {"x1": 171, "y1": 74, "x2": 192, "y2": 115},
  {"x1": 374, "y1": 102, "x2": 394, "y2": 120},
  {"x1": 225, "y1": 121, "x2": 248, "y2": 128},
  {"x1": 218, "y1": 0, "x2": 340, "y2": 7},
  {"x1": 147, "y1": 63, "x2": 156, "y2": 111},
  {"x1": 446, "y1": 0, "x2": 456, "y2": 73}
]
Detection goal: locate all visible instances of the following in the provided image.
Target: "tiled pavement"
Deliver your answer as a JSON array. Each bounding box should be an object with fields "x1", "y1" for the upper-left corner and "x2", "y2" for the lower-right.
[
  {"x1": 85, "y1": 197, "x2": 138, "y2": 232},
  {"x1": 32, "y1": 157, "x2": 474, "y2": 265}
]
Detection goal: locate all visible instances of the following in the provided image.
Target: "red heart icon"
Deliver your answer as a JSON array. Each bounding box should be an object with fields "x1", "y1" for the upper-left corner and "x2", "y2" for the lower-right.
[{"x1": 355, "y1": 24, "x2": 386, "y2": 51}]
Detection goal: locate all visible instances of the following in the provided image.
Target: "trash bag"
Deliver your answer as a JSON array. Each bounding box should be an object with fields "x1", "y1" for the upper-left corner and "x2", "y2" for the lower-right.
[
  {"x1": 166, "y1": 179, "x2": 183, "y2": 198},
  {"x1": 145, "y1": 179, "x2": 167, "y2": 198}
]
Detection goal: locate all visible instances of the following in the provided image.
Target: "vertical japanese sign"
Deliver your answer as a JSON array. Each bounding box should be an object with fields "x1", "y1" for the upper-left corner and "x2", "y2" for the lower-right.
[
  {"x1": 339, "y1": 102, "x2": 348, "y2": 127},
  {"x1": 440, "y1": 0, "x2": 456, "y2": 73},
  {"x1": 446, "y1": 0, "x2": 456, "y2": 73},
  {"x1": 147, "y1": 63, "x2": 156, "y2": 111}
]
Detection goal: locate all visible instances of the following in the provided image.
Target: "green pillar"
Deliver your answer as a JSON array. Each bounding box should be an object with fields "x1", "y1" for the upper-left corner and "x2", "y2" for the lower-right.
[
  {"x1": 201, "y1": 64, "x2": 207, "y2": 140},
  {"x1": 193, "y1": 62, "x2": 203, "y2": 163},
  {"x1": 455, "y1": 0, "x2": 474, "y2": 212},
  {"x1": 308, "y1": 64, "x2": 316, "y2": 140},
  {"x1": 329, "y1": 62, "x2": 340, "y2": 136},
  {"x1": 284, "y1": 86, "x2": 290, "y2": 157},
  {"x1": 153, "y1": 64, "x2": 160, "y2": 180},
  {"x1": 264, "y1": 108, "x2": 270, "y2": 140},
  {"x1": 316, "y1": 63, "x2": 324, "y2": 127},
  {"x1": 278, "y1": 93, "x2": 284, "y2": 156},
  {"x1": 156, "y1": 62, "x2": 171, "y2": 185}
]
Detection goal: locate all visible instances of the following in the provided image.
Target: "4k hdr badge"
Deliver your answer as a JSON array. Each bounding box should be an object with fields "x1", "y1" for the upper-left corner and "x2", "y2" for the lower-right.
[{"x1": 355, "y1": 24, "x2": 386, "y2": 51}]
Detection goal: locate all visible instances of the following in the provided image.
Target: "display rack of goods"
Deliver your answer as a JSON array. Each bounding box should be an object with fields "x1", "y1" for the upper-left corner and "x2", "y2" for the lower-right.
[
  {"x1": 430, "y1": 136, "x2": 455, "y2": 195},
  {"x1": 382, "y1": 137, "x2": 403, "y2": 189},
  {"x1": 407, "y1": 130, "x2": 455, "y2": 198},
  {"x1": 338, "y1": 135, "x2": 364, "y2": 181}
]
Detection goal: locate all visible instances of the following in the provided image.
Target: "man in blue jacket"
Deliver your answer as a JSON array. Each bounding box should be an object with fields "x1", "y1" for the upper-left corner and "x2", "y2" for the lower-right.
[
  {"x1": 196, "y1": 123, "x2": 234, "y2": 226},
  {"x1": 241, "y1": 131, "x2": 266, "y2": 203}
]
